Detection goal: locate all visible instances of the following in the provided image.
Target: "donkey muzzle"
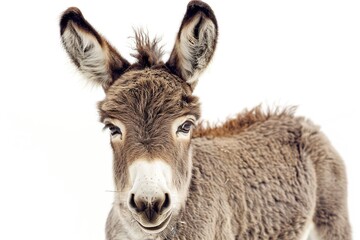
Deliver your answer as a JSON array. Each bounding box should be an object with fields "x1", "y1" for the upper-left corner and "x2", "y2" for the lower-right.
[
  {"x1": 127, "y1": 160, "x2": 174, "y2": 233},
  {"x1": 129, "y1": 182, "x2": 171, "y2": 222}
]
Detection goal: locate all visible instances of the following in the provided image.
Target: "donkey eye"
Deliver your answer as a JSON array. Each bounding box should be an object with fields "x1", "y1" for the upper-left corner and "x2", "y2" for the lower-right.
[
  {"x1": 104, "y1": 124, "x2": 122, "y2": 138},
  {"x1": 177, "y1": 121, "x2": 193, "y2": 134}
]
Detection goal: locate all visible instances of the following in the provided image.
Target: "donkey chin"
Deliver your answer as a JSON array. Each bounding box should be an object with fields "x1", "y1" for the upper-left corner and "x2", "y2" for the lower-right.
[{"x1": 122, "y1": 159, "x2": 185, "y2": 234}]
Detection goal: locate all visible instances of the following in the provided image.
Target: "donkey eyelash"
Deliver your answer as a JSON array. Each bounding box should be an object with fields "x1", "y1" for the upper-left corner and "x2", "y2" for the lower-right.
[
  {"x1": 102, "y1": 123, "x2": 114, "y2": 131},
  {"x1": 187, "y1": 119, "x2": 196, "y2": 127}
]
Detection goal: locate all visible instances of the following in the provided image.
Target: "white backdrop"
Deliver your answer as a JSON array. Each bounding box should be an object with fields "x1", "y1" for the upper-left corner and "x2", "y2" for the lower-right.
[{"x1": 0, "y1": 0, "x2": 359, "y2": 239}]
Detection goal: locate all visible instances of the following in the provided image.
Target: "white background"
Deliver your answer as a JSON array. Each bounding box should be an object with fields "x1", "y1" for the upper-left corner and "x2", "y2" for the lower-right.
[{"x1": 0, "y1": 0, "x2": 359, "y2": 239}]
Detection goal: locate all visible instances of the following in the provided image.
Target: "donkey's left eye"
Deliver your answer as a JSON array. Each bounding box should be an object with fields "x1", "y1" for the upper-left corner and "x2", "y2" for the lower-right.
[{"x1": 177, "y1": 121, "x2": 193, "y2": 134}]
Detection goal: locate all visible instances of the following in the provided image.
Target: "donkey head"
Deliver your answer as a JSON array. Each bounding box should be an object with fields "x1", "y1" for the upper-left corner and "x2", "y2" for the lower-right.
[{"x1": 60, "y1": 1, "x2": 217, "y2": 235}]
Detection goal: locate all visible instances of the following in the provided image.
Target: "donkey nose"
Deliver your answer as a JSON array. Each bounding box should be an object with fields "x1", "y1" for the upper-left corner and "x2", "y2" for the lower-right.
[{"x1": 129, "y1": 192, "x2": 171, "y2": 221}]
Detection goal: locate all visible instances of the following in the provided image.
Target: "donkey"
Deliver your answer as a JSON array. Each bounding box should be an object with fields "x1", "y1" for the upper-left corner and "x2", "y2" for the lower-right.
[{"x1": 60, "y1": 1, "x2": 351, "y2": 239}]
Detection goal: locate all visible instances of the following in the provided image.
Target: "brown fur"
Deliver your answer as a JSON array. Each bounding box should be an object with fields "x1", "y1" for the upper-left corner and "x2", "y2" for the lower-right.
[{"x1": 60, "y1": 1, "x2": 351, "y2": 239}]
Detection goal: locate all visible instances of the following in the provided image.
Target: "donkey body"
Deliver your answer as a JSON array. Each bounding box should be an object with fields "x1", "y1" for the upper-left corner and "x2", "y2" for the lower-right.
[{"x1": 60, "y1": 1, "x2": 351, "y2": 239}]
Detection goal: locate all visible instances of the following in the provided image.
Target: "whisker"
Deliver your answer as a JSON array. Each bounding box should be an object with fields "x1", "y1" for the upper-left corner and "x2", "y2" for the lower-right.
[{"x1": 105, "y1": 190, "x2": 120, "y2": 193}]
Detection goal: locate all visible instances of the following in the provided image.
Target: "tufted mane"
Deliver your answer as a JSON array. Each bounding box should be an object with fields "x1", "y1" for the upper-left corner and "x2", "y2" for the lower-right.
[
  {"x1": 193, "y1": 106, "x2": 297, "y2": 138},
  {"x1": 130, "y1": 30, "x2": 164, "y2": 68}
]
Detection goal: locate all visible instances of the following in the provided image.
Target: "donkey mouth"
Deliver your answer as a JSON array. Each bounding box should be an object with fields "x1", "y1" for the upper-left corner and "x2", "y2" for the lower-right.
[{"x1": 136, "y1": 213, "x2": 172, "y2": 234}]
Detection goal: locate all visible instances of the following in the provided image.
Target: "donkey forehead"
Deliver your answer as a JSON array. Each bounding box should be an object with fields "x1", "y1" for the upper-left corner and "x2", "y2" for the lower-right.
[
  {"x1": 98, "y1": 69, "x2": 200, "y2": 122},
  {"x1": 111, "y1": 68, "x2": 186, "y2": 91}
]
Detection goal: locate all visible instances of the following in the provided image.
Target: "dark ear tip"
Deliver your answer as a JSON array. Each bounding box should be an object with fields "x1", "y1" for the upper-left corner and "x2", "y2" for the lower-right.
[
  {"x1": 186, "y1": 1, "x2": 217, "y2": 26},
  {"x1": 63, "y1": 7, "x2": 82, "y2": 16},
  {"x1": 60, "y1": 7, "x2": 84, "y2": 35},
  {"x1": 187, "y1": 1, "x2": 212, "y2": 13}
]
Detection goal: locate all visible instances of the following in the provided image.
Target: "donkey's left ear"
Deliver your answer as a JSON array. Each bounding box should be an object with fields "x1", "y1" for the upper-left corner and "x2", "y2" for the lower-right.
[
  {"x1": 166, "y1": 1, "x2": 218, "y2": 88},
  {"x1": 60, "y1": 7, "x2": 130, "y2": 89}
]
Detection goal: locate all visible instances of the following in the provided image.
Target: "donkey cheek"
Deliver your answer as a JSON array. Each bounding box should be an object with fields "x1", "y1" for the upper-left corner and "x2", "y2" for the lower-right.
[{"x1": 113, "y1": 155, "x2": 130, "y2": 190}]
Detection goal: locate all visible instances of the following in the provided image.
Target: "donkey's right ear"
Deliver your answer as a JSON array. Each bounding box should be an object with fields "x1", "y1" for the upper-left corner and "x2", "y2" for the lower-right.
[{"x1": 60, "y1": 7, "x2": 130, "y2": 89}]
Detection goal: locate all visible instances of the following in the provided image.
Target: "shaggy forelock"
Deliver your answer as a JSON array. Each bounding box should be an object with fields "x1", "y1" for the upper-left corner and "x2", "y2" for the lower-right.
[
  {"x1": 130, "y1": 30, "x2": 165, "y2": 69},
  {"x1": 98, "y1": 69, "x2": 200, "y2": 128}
]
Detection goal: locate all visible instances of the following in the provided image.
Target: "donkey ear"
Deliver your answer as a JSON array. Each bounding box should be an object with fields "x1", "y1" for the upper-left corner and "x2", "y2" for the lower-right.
[
  {"x1": 166, "y1": 1, "x2": 218, "y2": 87},
  {"x1": 60, "y1": 7, "x2": 130, "y2": 89}
]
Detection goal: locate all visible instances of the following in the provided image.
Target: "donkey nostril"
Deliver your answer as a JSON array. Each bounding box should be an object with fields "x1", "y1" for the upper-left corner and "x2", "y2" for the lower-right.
[
  {"x1": 163, "y1": 193, "x2": 171, "y2": 210},
  {"x1": 129, "y1": 193, "x2": 137, "y2": 209},
  {"x1": 129, "y1": 194, "x2": 147, "y2": 212}
]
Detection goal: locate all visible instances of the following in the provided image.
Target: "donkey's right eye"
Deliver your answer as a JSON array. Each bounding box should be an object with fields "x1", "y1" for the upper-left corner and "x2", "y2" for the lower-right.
[{"x1": 104, "y1": 124, "x2": 122, "y2": 138}]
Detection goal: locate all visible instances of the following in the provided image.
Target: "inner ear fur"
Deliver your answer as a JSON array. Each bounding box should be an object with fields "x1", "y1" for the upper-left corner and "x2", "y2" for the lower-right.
[
  {"x1": 60, "y1": 7, "x2": 130, "y2": 89},
  {"x1": 166, "y1": 1, "x2": 218, "y2": 87}
]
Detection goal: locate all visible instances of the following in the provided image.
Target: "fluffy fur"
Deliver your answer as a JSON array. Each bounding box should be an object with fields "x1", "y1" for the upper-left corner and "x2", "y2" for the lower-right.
[{"x1": 60, "y1": 1, "x2": 351, "y2": 239}]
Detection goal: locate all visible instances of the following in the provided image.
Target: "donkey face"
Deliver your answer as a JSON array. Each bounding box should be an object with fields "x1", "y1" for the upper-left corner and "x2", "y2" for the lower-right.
[{"x1": 60, "y1": 1, "x2": 217, "y2": 235}]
